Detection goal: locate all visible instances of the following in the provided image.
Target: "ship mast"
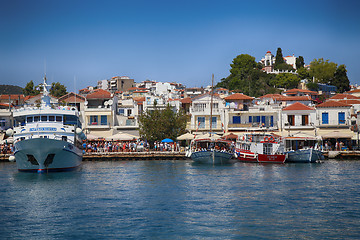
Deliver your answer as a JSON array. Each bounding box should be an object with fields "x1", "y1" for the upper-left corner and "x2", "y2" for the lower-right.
[{"x1": 210, "y1": 74, "x2": 214, "y2": 138}]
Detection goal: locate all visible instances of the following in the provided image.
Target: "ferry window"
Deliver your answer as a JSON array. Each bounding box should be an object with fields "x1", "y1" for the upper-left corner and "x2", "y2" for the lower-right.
[
  {"x1": 26, "y1": 116, "x2": 33, "y2": 123},
  {"x1": 62, "y1": 136, "x2": 67, "y2": 141},
  {"x1": 56, "y1": 116, "x2": 62, "y2": 122},
  {"x1": 64, "y1": 115, "x2": 77, "y2": 125},
  {"x1": 41, "y1": 116, "x2": 48, "y2": 122},
  {"x1": 49, "y1": 116, "x2": 55, "y2": 121},
  {"x1": 34, "y1": 116, "x2": 40, "y2": 122}
]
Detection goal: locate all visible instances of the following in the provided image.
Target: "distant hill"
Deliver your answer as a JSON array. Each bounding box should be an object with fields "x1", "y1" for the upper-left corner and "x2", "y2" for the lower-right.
[{"x1": 0, "y1": 85, "x2": 23, "y2": 95}]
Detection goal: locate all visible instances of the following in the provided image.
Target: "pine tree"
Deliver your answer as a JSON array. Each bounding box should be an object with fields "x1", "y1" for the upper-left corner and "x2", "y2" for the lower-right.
[
  {"x1": 274, "y1": 48, "x2": 285, "y2": 70},
  {"x1": 332, "y1": 64, "x2": 350, "y2": 93}
]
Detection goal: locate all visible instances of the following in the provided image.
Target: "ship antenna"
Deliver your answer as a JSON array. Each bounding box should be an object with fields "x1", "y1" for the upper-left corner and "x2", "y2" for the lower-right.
[{"x1": 210, "y1": 74, "x2": 214, "y2": 138}]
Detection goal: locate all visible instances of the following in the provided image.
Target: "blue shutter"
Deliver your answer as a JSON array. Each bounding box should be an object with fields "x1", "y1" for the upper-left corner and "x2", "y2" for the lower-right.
[
  {"x1": 270, "y1": 116, "x2": 274, "y2": 127},
  {"x1": 338, "y1": 112, "x2": 345, "y2": 124},
  {"x1": 322, "y1": 112, "x2": 328, "y2": 124},
  {"x1": 233, "y1": 116, "x2": 241, "y2": 124},
  {"x1": 198, "y1": 117, "x2": 205, "y2": 128},
  {"x1": 256, "y1": 116, "x2": 260, "y2": 123},
  {"x1": 261, "y1": 116, "x2": 266, "y2": 125},
  {"x1": 211, "y1": 117, "x2": 217, "y2": 128},
  {"x1": 249, "y1": 116, "x2": 252, "y2": 123},
  {"x1": 101, "y1": 115, "x2": 107, "y2": 125}
]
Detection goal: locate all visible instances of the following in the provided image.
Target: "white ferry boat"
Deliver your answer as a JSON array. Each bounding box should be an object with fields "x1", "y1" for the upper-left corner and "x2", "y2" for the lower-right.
[{"x1": 8, "y1": 76, "x2": 85, "y2": 172}]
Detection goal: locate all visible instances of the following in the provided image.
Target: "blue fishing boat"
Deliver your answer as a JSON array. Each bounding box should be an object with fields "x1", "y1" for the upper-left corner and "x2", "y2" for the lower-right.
[{"x1": 284, "y1": 132, "x2": 324, "y2": 163}]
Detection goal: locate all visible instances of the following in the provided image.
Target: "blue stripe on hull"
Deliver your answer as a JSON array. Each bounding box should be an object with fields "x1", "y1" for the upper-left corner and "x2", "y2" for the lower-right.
[
  {"x1": 286, "y1": 149, "x2": 324, "y2": 163},
  {"x1": 191, "y1": 150, "x2": 233, "y2": 164},
  {"x1": 14, "y1": 138, "x2": 82, "y2": 171}
]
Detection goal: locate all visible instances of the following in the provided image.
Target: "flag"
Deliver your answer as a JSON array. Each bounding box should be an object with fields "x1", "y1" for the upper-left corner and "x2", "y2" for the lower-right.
[{"x1": 221, "y1": 123, "x2": 225, "y2": 133}]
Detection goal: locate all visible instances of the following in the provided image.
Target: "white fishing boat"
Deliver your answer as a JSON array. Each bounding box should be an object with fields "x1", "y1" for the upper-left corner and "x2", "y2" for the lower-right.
[
  {"x1": 187, "y1": 137, "x2": 234, "y2": 164},
  {"x1": 7, "y1": 76, "x2": 85, "y2": 172},
  {"x1": 187, "y1": 75, "x2": 233, "y2": 164}
]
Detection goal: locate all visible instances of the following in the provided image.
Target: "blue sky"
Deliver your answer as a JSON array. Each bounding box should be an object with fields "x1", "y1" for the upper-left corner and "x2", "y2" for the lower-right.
[{"x1": 1, "y1": 0, "x2": 359, "y2": 91}]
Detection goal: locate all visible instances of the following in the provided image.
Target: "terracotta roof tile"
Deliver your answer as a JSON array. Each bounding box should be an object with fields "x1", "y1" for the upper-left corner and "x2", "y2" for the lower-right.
[
  {"x1": 329, "y1": 93, "x2": 360, "y2": 100},
  {"x1": 180, "y1": 97, "x2": 192, "y2": 104},
  {"x1": 284, "y1": 88, "x2": 318, "y2": 95},
  {"x1": 133, "y1": 97, "x2": 145, "y2": 102},
  {"x1": 224, "y1": 93, "x2": 253, "y2": 100},
  {"x1": 317, "y1": 100, "x2": 352, "y2": 108},
  {"x1": 86, "y1": 89, "x2": 112, "y2": 99},
  {"x1": 346, "y1": 89, "x2": 360, "y2": 93},
  {"x1": 0, "y1": 94, "x2": 25, "y2": 100},
  {"x1": 283, "y1": 102, "x2": 315, "y2": 111}
]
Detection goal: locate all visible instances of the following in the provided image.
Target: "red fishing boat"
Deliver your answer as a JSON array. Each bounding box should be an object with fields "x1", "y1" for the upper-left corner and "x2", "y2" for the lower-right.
[{"x1": 235, "y1": 133, "x2": 286, "y2": 163}]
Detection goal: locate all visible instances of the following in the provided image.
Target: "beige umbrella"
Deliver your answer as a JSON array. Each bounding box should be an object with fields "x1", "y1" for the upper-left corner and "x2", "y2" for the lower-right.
[
  {"x1": 105, "y1": 132, "x2": 138, "y2": 141},
  {"x1": 86, "y1": 134, "x2": 101, "y2": 140},
  {"x1": 194, "y1": 133, "x2": 221, "y2": 140},
  {"x1": 177, "y1": 133, "x2": 195, "y2": 140},
  {"x1": 321, "y1": 130, "x2": 353, "y2": 139}
]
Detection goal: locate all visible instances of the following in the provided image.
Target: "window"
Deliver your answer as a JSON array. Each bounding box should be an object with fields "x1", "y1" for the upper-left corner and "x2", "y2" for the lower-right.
[
  {"x1": 322, "y1": 112, "x2": 329, "y2": 124},
  {"x1": 302, "y1": 115, "x2": 309, "y2": 126},
  {"x1": 49, "y1": 116, "x2": 55, "y2": 121},
  {"x1": 56, "y1": 116, "x2": 62, "y2": 122},
  {"x1": 101, "y1": 115, "x2": 107, "y2": 125},
  {"x1": 198, "y1": 117, "x2": 205, "y2": 128},
  {"x1": 339, "y1": 112, "x2": 345, "y2": 124},
  {"x1": 261, "y1": 116, "x2": 266, "y2": 126},
  {"x1": 118, "y1": 109, "x2": 125, "y2": 115},
  {"x1": 233, "y1": 116, "x2": 241, "y2": 124},
  {"x1": 27, "y1": 116, "x2": 33, "y2": 123},
  {"x1": 34, "y1": 116, "x2": 40, "y2": 122},
  {"x1": 211, "y1": 117, "x2": 217, "y2": 129},
  {"x1": 41, "y1": 116, "x2": 48, "y2": 122},
  {"x1": 64, "y1": 115, "x2": 77, "y2": 125},
  {"x1": 127, "y1": 109, "x2": 132, "y2": 116},
  {"x1": 90, "y1": 116, "x2": 98, "y2": 125},
  {"x1": 288, "y1": 115, "x2": 295, "y2": 126}
]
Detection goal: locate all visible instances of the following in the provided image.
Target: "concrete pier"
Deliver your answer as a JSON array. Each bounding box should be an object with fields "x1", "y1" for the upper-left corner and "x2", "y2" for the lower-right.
[
  {"x1": 83, "y1": 151, "x2": 187, "y2": 161},
  {"x1": 0, "y1": 152, "x2": 187, "y2": 162}
]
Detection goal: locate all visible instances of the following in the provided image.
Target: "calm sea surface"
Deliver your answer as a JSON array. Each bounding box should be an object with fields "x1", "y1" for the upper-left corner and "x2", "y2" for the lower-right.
[{"x1": 1, "y1": 159, "x2": 360, "y2": 239}]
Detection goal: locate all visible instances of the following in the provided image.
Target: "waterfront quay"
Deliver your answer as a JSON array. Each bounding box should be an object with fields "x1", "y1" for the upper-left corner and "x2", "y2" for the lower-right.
[
  {"x1": 83, "y1": 151, "x2": 186, "y2": 161},
  {"x1": 0, "y1": 152, "x2": 187, "y2": 162}
]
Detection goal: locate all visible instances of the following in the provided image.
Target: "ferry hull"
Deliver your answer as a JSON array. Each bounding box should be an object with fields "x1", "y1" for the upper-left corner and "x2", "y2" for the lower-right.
[
  {"x1": 236, "y1": 150, "x2": 286, "y2": 163},
  {"x1": 285, "y1": 148, "x2": 324, "y2": 163},
  {"x1": 14, "y1": 138, "x2": 82, "y2": 172},
  {"x1": 257, "y1": 154, "x2": 286, "y2": 164},
  {"x1": 191, "y1": 150, "x2": 233, "y2": 164}
]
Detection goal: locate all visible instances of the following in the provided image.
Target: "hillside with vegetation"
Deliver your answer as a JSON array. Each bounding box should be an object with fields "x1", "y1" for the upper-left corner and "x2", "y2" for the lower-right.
[{"x1": 0, "y1": 85, "x2": 23, "y2": 94}]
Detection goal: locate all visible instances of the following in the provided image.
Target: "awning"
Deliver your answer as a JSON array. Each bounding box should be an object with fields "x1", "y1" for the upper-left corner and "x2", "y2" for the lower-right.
[{"x1": 319, "y1": 129, "x2": 355, "y2": 139}]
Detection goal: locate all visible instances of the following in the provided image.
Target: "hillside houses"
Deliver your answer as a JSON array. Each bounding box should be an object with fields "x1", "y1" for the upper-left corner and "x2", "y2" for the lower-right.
[{"x1": 2, "y1": 74, "x2": 360, "y2": 144}]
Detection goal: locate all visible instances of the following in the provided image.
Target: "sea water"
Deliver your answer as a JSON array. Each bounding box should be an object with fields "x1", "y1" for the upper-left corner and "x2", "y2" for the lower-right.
[{"x1": 0, "y1": 160, "x2": 360, "y2": 239}]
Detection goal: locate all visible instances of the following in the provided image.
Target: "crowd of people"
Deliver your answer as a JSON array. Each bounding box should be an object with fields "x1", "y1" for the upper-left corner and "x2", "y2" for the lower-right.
[{"x1": 83, "y1": 140, "x2": 180, "y2": 153}]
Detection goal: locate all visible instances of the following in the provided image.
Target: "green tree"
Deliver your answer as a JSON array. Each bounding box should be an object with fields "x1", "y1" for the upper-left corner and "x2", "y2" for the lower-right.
[
  {"x1": 332, "y1": 64, "x2": 350, "y2": 93},
  {"x1": 309, "y1": 58, "x2": 337, "y2": 84},
  {"x1": 139, "y1": 104, "x2": 188, "y2": 146},
  {"x1": 296, "y1": 56, "x2": 305, "y2": 69},
  {"x1": 50, "y1": 82, "x2": 67, "y2": 97},
  {"x1": 297, "y1": 67, "x2": 310, "y2": 80},
  {"x1": 306, "y1": 82, "x2": 319, "y2": 91},
  {"x1": 23, "y1": 80, "x2": 40, "y2": 96},
  {"x1": 270, "y1": 73, "x2": 300, "y2": 89}
]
